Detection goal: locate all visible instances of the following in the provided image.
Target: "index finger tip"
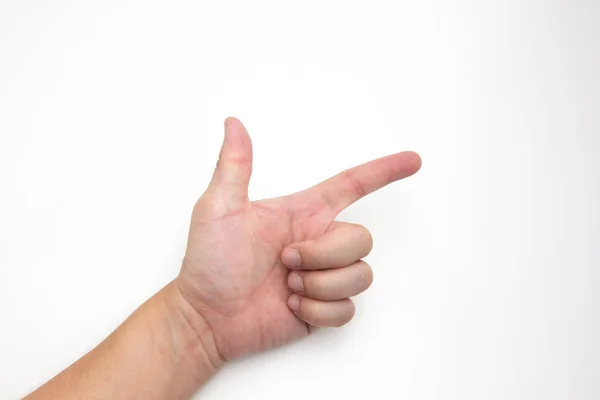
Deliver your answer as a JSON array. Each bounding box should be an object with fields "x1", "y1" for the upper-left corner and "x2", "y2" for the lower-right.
[
  {"x1": 390, "y1": 151, "x2": 422, "y2": 180},
  {"x1": 405, "y1": 151, "x2": 422, "y2": 174}
]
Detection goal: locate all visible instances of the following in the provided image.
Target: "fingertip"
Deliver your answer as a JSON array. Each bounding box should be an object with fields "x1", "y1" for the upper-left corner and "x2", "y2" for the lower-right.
[
  {"x1": 224, "y1": 117, "x2": 251, "y2": 143},
  {"x1": 406, "y1": 151, "x2": 422, "y2": 173},
  {"x1": 288, "y1": 272, "x2": 304, "y2": 292},
  {"x1": 388, "y1": 151, "x2": 422, "y2": 182},
  {"x1": 224, "y1": 116, "x2": 240, "y2": 127},
  {"x1": 287, "y1": 294, "x2": 300, "y2": 312},
  {"x1": 281, "y1": 248, "x2": 301, "y2": 268}
]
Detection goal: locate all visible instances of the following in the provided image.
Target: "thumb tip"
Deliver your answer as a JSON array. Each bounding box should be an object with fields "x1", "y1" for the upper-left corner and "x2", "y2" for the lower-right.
[
  {"x1": 222, "y1": 116, "x2": 252, "y2": 152},
  {"x1": 213, "y1": 116, "x2": 253, "y2": 184},
  {"x1": 224, "y1": 116, "x2": 242, "y2": 130}
]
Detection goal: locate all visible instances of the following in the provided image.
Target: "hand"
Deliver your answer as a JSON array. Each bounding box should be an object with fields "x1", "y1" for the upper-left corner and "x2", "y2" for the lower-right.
[{"x1": 176, "y1": 118, "x2": 421, "y2": 363}]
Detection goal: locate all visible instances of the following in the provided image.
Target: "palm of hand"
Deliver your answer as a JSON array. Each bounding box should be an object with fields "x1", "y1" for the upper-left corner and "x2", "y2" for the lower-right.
[{"x1": 177, "y1": 118, "x2": 421, "y2": 361}]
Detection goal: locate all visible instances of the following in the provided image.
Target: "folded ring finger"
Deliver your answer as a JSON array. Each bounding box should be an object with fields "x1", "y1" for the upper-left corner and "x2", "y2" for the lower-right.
[{"x1": 287, "y1": 260, "x2": 373, "y2": 301}]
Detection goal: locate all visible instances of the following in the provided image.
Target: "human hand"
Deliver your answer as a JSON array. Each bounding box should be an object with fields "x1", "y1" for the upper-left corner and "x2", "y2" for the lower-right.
[{"x1": 176, "y1": 118, "x2": 421, "y2": 364}]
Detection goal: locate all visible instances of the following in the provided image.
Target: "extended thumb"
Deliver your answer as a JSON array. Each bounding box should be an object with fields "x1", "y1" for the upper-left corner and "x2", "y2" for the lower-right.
[{"x1": 208, "y1": 117, "x2": 253, "y2": 202}]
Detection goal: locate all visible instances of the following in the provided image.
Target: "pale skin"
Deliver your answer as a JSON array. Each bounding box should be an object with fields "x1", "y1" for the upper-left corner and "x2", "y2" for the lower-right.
[{"x1": 25, "y1": 117, "x2": 422, "y2": 399}]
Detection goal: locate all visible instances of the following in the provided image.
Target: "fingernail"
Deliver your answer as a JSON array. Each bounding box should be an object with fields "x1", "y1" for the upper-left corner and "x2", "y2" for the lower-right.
[
  {"x1": 287, "y1": 294, "x2": 300, "y2": 311},
  {"x1": 282, "y1": 249, "x2": 301, "y2": 268},
  {"x1": 288, "y1": 273, "x2": 303, "y2": 292}
]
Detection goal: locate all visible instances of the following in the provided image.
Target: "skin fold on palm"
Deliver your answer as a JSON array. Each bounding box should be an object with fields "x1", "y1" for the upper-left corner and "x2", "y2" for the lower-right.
[{"x1": 176, "y1": 118, "x2": 421, "y2": 363}]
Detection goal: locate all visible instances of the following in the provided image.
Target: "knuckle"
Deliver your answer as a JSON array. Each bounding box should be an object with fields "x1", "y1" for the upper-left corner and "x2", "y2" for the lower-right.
[
  {"x1": 334, "y1": 300, "x2": 355, "y2": 327},
  {"x1": 344, "y1": 169, "x2": 367, "y2": 197},
  {"x1": 347, "y1": 260, "x2": 373, "y2": 295},
  {"x1": 355, "y1": 225, "x2": 374, "y2": 255},
  {"x1": 358, "y1": 262, "x2": 374, "y2": 290}
]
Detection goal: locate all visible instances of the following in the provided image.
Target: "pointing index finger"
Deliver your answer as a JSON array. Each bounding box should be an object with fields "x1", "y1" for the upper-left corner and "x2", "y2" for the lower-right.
[{"x1": 304, "y1": 151, "x2": 421, "y2": 214}]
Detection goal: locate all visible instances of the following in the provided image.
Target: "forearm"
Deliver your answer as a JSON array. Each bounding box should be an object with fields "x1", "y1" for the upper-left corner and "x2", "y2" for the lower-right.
[{"x1": 25, "y1": 281, "x2": 223, "y2": 400}]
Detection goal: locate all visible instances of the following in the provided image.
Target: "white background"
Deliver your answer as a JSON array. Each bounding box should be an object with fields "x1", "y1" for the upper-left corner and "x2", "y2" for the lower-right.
[{"x1": 0, "y1": 1, "x2": 598, "y2": 399}]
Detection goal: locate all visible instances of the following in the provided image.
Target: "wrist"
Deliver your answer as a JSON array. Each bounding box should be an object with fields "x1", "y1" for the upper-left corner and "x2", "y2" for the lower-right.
[{"x1": 162, "y1": 280, "x2": 225, "y2": 382}]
